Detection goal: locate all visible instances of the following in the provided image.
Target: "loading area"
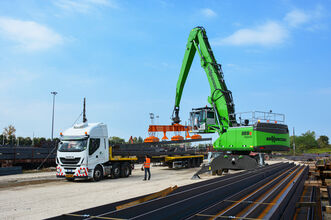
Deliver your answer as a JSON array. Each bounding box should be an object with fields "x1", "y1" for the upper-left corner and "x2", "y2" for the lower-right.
[{"x1": 49, "y1": 162, "x2": 324, "y2": 220}]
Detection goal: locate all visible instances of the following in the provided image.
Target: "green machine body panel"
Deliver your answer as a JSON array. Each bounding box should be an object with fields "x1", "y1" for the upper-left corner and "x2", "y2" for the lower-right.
[{"x1": 214, "y1": 123, "x2": 290, "y2": 152}]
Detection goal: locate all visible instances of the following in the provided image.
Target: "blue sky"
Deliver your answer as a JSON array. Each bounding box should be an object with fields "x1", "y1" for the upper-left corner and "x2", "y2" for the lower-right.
[{"x1": 0, "y1": 0, "x2": 330, "y2": 141}]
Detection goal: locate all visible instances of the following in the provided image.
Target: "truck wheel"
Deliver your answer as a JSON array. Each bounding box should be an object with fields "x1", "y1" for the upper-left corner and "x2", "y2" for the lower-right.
[
  {"x1": 168, "y1": 162, "x2": 173, "y2": 169},
  {"x1": 112, "y1": 164, "x2": 120, "y2": 178},
  {"x1": 194, "y1": 159, "x2": 201, "y2": 167},
  {"x1": 193, "y1": 158, "x2": 198, "y2": 167},
  {"x1": 188, "y1": 159, "x2": 194, "y2": 168},
  {"x1": 121, "y1": 163, "x2": 130, "y2": 178},
  {"x1": 130, "y1": 164, "x2": 134, "y2": 173},
  {"x1": 216, "y1": 169, "x2": 223, "y2": 176},
  {"x1": 93, "y1": 166, "x2": 103, "y2": 182}
]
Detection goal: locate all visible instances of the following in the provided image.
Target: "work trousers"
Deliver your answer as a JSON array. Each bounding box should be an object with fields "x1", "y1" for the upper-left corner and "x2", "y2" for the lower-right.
[{"x1": 144, "y1": 168, "x2": 151, "y2": 180}]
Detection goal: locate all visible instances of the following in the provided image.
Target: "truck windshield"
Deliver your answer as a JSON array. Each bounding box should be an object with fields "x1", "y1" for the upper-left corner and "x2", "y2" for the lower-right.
[{"x1": 58, "y1": 140, "x2": 88, "y2": 152}]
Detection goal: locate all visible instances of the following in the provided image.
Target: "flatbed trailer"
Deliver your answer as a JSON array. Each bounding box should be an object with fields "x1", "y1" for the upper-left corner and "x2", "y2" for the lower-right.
[{"x1": 112, "y1": 138, "x2": 210, "y2": 168}]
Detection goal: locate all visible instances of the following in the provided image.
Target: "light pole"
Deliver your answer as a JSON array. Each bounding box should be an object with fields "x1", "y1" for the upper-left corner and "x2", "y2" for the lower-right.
[
  {"x1": 293, "y1": 127, "x2": 296, "y2": 156},
  {"x1": 156, "y1": 115, "x2": 159, "y2": 124},
  {"x1": 51, "y1": 92, "x2": 58, "y2": 141}
]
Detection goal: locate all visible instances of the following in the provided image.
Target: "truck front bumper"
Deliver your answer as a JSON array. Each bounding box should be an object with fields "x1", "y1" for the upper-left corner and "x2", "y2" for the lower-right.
[{"x1": 56, "y1": 166, "x2": 89, "y2": 178}]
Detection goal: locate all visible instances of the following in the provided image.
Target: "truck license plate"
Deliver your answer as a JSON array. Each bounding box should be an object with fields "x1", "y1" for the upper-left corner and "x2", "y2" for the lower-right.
[{"x1": 65, "y1": 174, "x2": 73, "y2": 178}]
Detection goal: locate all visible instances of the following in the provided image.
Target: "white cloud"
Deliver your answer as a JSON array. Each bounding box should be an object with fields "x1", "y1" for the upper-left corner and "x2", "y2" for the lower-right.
[
  {"x1": 213, "y1": 21, "x2": 288, "y2": 46},
  {"x1": 284, "y1": 9, "x2": 310, "y2": 27},
  {"x1": 54, "y1": 0, "x2": 118, "y2": 13},
  {"x1": 226, "y1": 63, "x2": 236, "y2": 67},
  {"x1": 284, "y1": 5, "x2": 325, "y2": 29},
  {"x1": 201, "y1": 8, "x2": 217, "y2": 18},
  {"x1": 0, "y1": 69, "x2": 40, "y2": 92},
  {"x1": 316, "y1": 87, "x2": 331, "y2": 95},
  {"x1": 0, "y1": 17, "x2": 63, "y2": 51},
  {"x1": 212, "y1": 5, "x2": 325, "y2": 48},
  {"x1": 86, "y1": 0, "x2": 113, "y2": 6}
]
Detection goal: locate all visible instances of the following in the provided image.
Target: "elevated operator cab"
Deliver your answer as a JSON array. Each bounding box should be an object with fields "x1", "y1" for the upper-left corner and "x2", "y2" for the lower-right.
[{"x1": 190, "y1": 107, "x2": 216, "y2": 133}]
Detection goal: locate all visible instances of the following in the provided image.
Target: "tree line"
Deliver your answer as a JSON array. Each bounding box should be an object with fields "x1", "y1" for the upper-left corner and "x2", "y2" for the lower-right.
[
  {"x1": 1, "y1": 125, "x2": 144, "y2": 147},
  {"x1": 2, "y1": 124, "x2": 330, "y2": 152},
  {"x1": 290, "y1": 131, "x2": 330, "y2": 153}
]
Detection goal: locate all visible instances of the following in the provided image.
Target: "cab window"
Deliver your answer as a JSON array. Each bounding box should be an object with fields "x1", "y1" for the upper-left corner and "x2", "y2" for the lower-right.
[
  {"x1": 207, "y1": 111, "x2": 215, "y2": 119},
  {"x1": 89, "y1": 138, "x2": 100, "y2": 155}
]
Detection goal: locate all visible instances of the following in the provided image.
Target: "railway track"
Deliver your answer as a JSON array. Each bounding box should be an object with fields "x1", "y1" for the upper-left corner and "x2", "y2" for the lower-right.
[{"x1": 51, "y1": 162, "x2": 311, "y2": 220}]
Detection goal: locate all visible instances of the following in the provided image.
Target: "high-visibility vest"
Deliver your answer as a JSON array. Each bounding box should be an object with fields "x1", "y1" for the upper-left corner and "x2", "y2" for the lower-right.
[{"x1": 144, "y1": 158, "x2": 150, "y2": 168}]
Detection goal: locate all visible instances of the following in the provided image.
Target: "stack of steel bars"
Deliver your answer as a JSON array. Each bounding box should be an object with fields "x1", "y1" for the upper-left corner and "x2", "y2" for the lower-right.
[{"x1": 50, "y1": 162, "x2": 311, "y2": 220}]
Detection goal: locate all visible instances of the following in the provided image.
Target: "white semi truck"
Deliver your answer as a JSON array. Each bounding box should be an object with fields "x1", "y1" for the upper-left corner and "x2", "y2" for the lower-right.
[
  {"x1": 55, "y1": 98, "x2": 204, "y2": 181},
  {"x1": 56, "y1": 122, "x2": 137, "y2": 181}
]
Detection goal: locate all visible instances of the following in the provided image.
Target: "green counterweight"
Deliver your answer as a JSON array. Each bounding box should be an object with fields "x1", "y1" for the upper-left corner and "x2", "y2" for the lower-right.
[{"x1": 214, "y1": 123, "x2": 290, "y2": 152}]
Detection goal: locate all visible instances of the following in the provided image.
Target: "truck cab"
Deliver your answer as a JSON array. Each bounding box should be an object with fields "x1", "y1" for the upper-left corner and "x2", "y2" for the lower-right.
[{"x1": 56, "y1": 122, "x2": 109, "y2": 181}]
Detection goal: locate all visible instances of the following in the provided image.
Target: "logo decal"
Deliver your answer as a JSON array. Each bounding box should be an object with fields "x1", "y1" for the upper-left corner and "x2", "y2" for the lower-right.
[
  {"x1": 266, "y1": 136, "x2": 286, "y2": 143},
  {"x1": 242, "y1": 131, "x2": 252, "y2": 136}
]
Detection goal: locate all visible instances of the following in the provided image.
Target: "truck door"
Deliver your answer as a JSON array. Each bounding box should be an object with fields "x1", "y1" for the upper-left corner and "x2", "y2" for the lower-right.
[{"x1": 88, "y1": 138, "x2": 101, "y2": 169}]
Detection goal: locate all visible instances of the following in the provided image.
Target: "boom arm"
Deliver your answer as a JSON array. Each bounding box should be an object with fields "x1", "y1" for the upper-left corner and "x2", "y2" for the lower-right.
[{"x1": 172, "y1": 27, "x2": 236, "y2": 132}]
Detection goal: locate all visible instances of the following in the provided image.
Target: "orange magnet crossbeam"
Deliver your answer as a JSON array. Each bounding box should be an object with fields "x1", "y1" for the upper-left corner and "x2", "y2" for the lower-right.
[{"x1": 148, "y1": 124, "x2": 192, "y2": 133}]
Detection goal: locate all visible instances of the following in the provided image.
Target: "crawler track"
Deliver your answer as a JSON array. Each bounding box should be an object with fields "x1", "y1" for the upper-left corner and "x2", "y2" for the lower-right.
[{"x1": 50, "y1": 163, "x2": 308, "y2": 220}]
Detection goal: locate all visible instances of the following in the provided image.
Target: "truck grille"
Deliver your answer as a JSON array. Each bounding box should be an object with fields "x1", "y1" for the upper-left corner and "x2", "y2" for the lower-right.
[{"x1": 60, "y1": 157, "x2": 81, "y2": 165}]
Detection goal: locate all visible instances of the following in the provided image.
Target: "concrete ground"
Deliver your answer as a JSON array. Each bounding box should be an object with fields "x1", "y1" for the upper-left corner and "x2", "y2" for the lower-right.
[
  {"x1": 0, "y1": 163, "x2": 221, "y2": 220},
  {"x1": 0, "y1": 159, "x2": 294, "y2": 220}
]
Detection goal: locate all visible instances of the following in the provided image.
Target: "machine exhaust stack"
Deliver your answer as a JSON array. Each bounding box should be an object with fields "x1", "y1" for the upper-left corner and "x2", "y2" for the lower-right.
[{"x1": 83, "y1": 97, "x2": 87, "y2": 123}]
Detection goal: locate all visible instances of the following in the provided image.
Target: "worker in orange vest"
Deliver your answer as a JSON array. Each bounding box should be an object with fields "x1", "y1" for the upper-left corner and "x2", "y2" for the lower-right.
[{"x1": 142, "y1": 155, "x2": 151, "y2": 180}]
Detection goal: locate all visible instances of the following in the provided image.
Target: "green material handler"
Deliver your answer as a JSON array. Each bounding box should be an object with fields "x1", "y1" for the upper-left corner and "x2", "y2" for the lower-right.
[{"x1": 171, "y1": 27, "x2": 290, "y2": 178}]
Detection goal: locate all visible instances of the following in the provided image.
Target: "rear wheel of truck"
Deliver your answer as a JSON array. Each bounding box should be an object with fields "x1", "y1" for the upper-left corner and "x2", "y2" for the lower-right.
[
  {"x1": 121, "y1": 163, "x2": 130, "y2": 178},
  {"x1": 216, "y1": 169, "x2": 223, "y2": 176},
  {"x1": 112, "y1": 164, "x2": 120, "y2": 178},
  {"x1": 196, "y1": 158, "x2": 202, "y2": 167},
  {"x1": 187, "y1": 159, "x2": 193, "y2": 168},
  {"x1": 192, "y1": 158, "x2": 198, "y2": 167},
  {"x1": 93, "y1": 166, "x2": 103, "y2": 182}
]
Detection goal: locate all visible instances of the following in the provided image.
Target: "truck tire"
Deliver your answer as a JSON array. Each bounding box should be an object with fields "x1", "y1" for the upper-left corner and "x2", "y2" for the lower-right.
[
  {"x1": 121, "y1": 163, "x2": 130, "y2": 178},
  {"x1": 216, "y1": 169, "x2": 223, "y2": 176},
  {"x1": 93, "y1": 166, "x2": 103, "y2": 182},
  {"x1": 188, "y1": 159, "x2": 194, "y2": 168},
  {"x1": 193, "y1": 158, "x2": 198, "y2": 167},
  {"x1": 186, "y1": 159, "x2": 190, "y2": 168},
  {"x1": 191, "y1": 159, "x2": 195, "y2": 168},
  {"x1": 130, "y1": 164, "x2": 134, "y2": 174},
  {"x1": 112, "y1": 164, "x2": 120, "y2": 179}
]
